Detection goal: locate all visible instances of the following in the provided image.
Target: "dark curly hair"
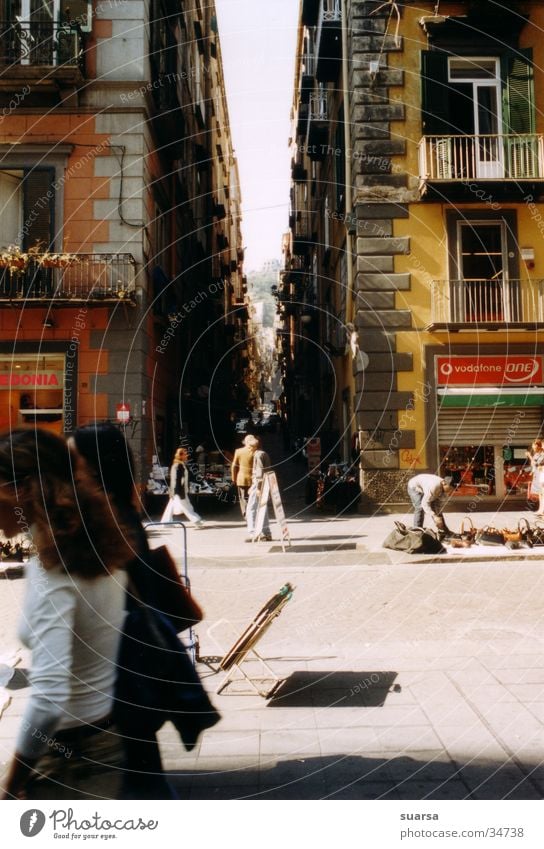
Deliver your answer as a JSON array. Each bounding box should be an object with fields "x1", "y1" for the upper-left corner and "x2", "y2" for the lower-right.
[{"x1": 0, "y1": 428, "x2": 134, "y2": 576}]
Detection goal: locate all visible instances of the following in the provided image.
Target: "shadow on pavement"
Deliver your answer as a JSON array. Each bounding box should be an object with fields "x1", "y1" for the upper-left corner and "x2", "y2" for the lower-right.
[
  {"x1": 270, "y1": 543, "x2": 358, "y2": 553},
  {"x1": 166, "y1": 753, "x2": 543, "y2": 800},
  {"x1": 267, "y1": 671, "x2": 398, "y2": 708}
]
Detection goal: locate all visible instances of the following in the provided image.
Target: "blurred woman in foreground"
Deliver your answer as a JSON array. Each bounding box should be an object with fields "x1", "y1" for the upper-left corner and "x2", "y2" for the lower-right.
[{"x1": 1, "y1": 428, "x2": 133, "y2": 800}]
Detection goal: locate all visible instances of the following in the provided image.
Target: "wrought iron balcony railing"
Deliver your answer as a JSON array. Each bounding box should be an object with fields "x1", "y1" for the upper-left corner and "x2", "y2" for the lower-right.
[
  {"x1": 0, "y1": 254, "x2": 137, "y2": 304},
  {"x1": 316, "y1": 0, "x2": 342, "y2": 82},
  {"x1": 419, "y1": 134, "x2": 544, "y2": 183},
  {"x1": 430, "y1": 278, "x2": 544, "y2": 327},
  {"x1": 0, "y1": 20, "x2": 83, "y2": 68},
  {"x1": 309, "y1": 91, "x2": 328, "y2": 122}
]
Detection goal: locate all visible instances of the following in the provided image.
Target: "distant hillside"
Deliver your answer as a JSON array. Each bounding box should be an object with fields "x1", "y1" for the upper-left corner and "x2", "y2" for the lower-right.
[{"x1": 247, "y1": 258, "x2": 280, "y2": 301}]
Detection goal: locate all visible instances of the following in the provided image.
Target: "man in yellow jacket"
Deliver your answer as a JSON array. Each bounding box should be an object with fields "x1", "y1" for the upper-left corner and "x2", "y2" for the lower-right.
[{"x1": 231, "y1": 434, "x2": 258, "y2": 517}]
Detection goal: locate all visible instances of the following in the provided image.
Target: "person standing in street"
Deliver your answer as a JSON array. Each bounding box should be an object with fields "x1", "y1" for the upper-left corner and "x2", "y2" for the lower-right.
[
  {"x1": 231, "y1": 433, "x2": 258, "y2": 517},
  {"x1": 245, "y1": 437, "x2": 272, "y2": 542},
  {"x1": 1, "y1": 428, "x2": 134, "y2": 800},
  {"x1": 161, "y1": 447, "x2": 204, "y2": 526},
  {"x1": 526, "y1": 439, "x2": 544, "y2": 516},
  {"x1": 407, "y1": 473, "x2": 453, "y2": 535}
]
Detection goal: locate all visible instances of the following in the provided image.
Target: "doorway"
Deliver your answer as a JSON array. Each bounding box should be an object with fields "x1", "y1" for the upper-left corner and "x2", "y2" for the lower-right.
[{"x1": 448, "y1": 57, "x2": 503, "y2": 179}]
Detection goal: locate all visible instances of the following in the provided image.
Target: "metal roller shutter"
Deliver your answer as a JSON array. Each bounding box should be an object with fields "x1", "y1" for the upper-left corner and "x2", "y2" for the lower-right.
[{"x1": 438, "y1": 407, "x2": 543, "y2": 446}]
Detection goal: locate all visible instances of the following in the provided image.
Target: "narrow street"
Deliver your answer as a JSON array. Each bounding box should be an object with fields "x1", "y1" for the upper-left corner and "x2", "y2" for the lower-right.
[{"x1": 2, "y1": 440, "x2": 544, "y2": 800}]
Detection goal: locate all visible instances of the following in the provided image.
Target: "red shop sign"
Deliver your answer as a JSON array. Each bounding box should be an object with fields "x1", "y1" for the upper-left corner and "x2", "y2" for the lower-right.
[{"x1": 437, "y1": 356, "x2": 544, "y2": 386}]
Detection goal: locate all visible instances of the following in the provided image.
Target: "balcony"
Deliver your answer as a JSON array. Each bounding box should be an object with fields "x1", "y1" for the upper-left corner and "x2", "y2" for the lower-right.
[
  {"x1": 429, "y1": 278, "x2": 544, "y2": 330},
  {"x1": 0, "y1": 21, "x2": 84, "y2": 90},
  {"x1": 0, "y1": 254, "x2": 137, "y2": 305},
  {"x1": 291, "y1": 157, "x2": 307, "y2": 182},
  {"x1": 307, "y1": 90, "x2": 328, "y2": 158},
  {"x1": 296, "y1": 101, "x2": 309, "y2": 140},
  {"x1": 315, "y1": 0, "x2": 342, "y2": 83},
  {"x1": 292, "y1": 211, "x2": 313, "y2": 255},
  {"x1": 300, "y1": 51, "x2": 316, "y2": 103},
  {"x1": 419, "y1": 134, "x2": 544, "y2": 188}
]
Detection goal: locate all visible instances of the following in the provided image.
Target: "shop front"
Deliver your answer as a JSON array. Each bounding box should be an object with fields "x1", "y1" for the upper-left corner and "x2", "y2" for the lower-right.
[
  {"x1": 435, "y1": 354, "x2": 543, "y2": 499},
  {"x1": 0, "y1": 351, "x2": 70, "y2": 434}
]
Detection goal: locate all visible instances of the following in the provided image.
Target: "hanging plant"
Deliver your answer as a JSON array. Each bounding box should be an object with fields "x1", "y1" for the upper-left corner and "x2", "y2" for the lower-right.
[{"x1": 0, "y1": 243, "x2": 79, "y2": 271}]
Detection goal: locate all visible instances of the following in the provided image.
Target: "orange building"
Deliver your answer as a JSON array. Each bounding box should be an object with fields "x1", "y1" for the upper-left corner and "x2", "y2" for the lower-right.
[{"x1": 0, "y1": 0, "x2": 247, "y2": 484}]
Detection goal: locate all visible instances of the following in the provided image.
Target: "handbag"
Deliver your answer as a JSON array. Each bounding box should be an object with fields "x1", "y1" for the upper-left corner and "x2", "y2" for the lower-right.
[
  {"x1": 475, "y1": 525, "x2": 505, "y2": 546},
  {"x1": 114, "y1": 581, "x2": 220, "y2": 749},
  {"x1": 445, "y1": 517, "x2": 477, "y2": 547},
  {"x1": 502, "y1": 518, "x2": 532, "y2": 545},
  {"x1": 460, "y1": 517, "x2": 477, "y2": 542},
  {"x1": 145, "y1": 545, "x2": 203, "y2": 633},
  {"x1": 529, "y1": 522, "x2": 544, "y2": 546},
  {"x1": 383, "y1": 521, "x2": 446, "y2": 554}
]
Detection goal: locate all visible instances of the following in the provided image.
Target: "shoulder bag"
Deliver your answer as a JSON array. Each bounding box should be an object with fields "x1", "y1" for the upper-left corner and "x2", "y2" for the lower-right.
[
  {"x1": 383, "y1": 521, "x2": 446, "y2": 554},
  {"x1": 145, "y1": 545, "x2": 203, "y2": 633}
]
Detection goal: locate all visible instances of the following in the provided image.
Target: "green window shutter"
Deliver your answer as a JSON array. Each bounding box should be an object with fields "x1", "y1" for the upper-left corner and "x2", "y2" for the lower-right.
[
  {"x1": 502, "y1": 48, "x2": 534, "y2": 134},
  {"x1": 22, "y1": 168, "x2": 54, "y2": 251},
  {"x1": 421, "y1": 51, "x2": 450, "y2": 134}
]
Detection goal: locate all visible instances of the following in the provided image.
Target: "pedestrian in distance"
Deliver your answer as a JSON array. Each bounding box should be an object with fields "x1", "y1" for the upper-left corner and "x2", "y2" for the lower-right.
[
  {"x1": 526, "y1": 439, "x2": 544, "y2": 516},
  {"x1": 161, "y1": 447, "x2": 204, "y2": 527},
  {"x1": 231, "y1": 433, "x2": 258, "y2": 517},
  {"x1": 245, "y1": 436, "x2": 272, "y2": 542},
  {"x1": 407, "y1": 473, "x2": 453, "y2": 536},
  {"x1": 1, "y1": 428, "x2": 134, "y2": 800}
]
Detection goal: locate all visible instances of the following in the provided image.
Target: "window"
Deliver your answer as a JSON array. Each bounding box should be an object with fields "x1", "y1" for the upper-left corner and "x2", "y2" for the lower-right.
[
  {"x1": 422, "y1": 49, "x2": 534, "y2": 136},
  {"x1": 4, "y1": 0, "x2": 89, "y2": 65},
  {"x1": 0, "y1": 168, "x2": 54, "y2": 250},
  {"x1": 422, "y1": 50, "x2": 535, "y2": 179},
  {"x1": 446, "y1": 211, "x2": 520, "y2": 324},
  {"x1": 0, "y1": 353, "x2": 65, "y2": 432}
]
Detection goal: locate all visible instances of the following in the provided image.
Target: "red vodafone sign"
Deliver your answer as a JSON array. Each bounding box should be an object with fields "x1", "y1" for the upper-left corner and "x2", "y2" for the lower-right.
[{"x1": 437, "y1": 356, "x2": 544, "y2": 386}]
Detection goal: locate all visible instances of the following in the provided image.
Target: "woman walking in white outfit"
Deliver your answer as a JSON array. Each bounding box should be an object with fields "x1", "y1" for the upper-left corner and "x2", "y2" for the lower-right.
[
  {"x1": 161, "y1": 447, "x2": 204, "y2": 526},
  {"x1": 1, "y1": 428, "x2": 134, "y2": 799}
]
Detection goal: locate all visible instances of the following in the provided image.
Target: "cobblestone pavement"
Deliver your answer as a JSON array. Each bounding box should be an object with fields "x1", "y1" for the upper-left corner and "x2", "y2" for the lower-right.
[
  {"x1": 1, "y1": 429, "x2": 543, "y2": 799},
  {"x1": 1, "y1": 501, "x2": 544, "y2": 800}
]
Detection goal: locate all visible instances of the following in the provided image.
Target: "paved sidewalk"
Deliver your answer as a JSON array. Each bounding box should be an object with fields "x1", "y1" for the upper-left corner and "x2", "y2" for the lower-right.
[{"x1": 1, "y1": 505, "x2": 543, "y2": 800}]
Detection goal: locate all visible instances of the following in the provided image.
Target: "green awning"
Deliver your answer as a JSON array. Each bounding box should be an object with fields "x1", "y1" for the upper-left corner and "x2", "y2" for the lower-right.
[{"x1": 439, "y1": 393, "x2": 544, "y2": 408}]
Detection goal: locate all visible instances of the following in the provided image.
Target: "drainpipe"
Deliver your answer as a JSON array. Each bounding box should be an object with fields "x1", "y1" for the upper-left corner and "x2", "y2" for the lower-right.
[
  {"x1": 341, "y1": 0, "x2": 353, "y2": 324},
  {"x1": 340, "y1": 0, "x2": 356, "y2": 464}
]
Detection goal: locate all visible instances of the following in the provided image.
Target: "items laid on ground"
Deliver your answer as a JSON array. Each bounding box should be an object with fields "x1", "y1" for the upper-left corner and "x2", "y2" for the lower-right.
[
  {"x1": 382, "y1": 522, "x2": 446, "y2": 554},
  {"x1": 383, "y1": 517, "x2": 544, "y2": 554},
  {"x1": 0, "y1": 541, "x2": 32, "y2": 561}
]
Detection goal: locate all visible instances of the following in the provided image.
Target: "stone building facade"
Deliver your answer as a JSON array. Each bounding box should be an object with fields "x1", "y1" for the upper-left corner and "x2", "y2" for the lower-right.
[{"x1": 282, "y1": 0, "x2": 544, "y2": 506}]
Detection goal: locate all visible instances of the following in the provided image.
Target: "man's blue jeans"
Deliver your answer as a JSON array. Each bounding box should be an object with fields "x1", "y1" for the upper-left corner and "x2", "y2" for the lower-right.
[
  {"x1": 408, "y1": 484, "x2": 441, "y2": 529},
  {"x1": 246, "y1": 482, "x2": 270, "y2": 536}
]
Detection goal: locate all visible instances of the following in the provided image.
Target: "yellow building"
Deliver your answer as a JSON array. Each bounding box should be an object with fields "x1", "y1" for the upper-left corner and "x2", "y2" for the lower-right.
[{"x1": 283, "y1": 0, "x2": 544, "y2": 506}]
